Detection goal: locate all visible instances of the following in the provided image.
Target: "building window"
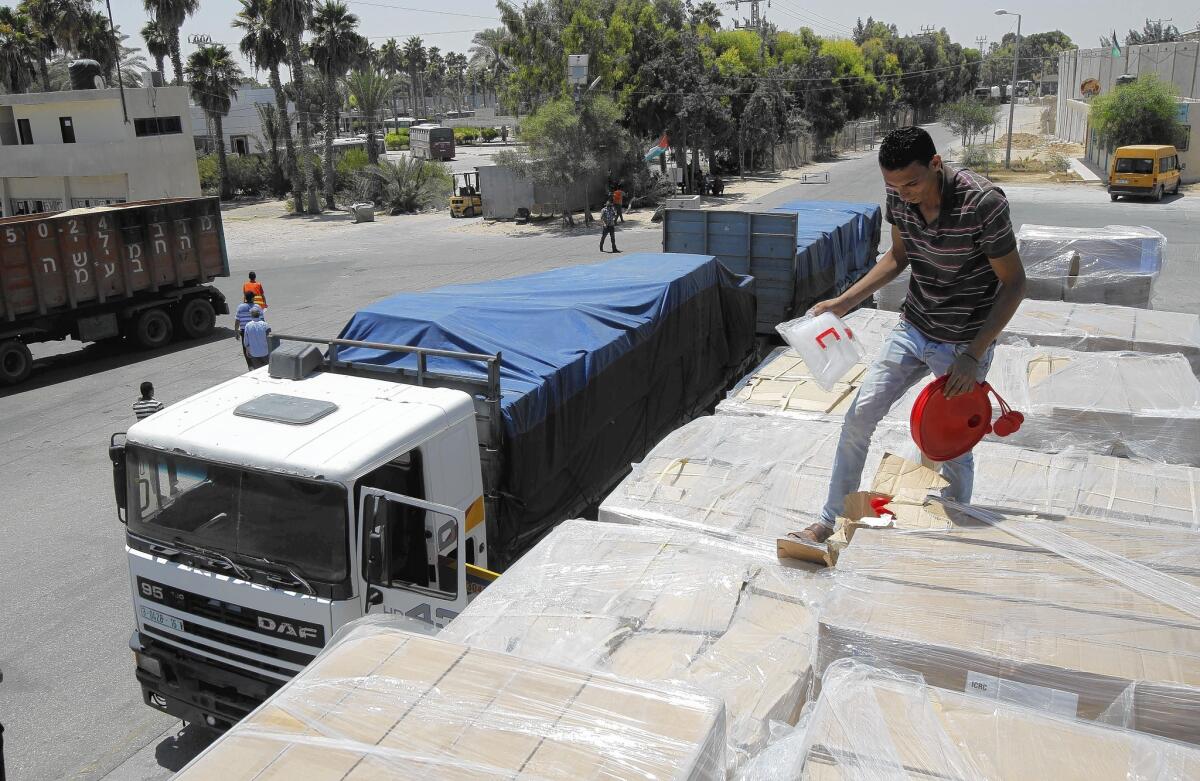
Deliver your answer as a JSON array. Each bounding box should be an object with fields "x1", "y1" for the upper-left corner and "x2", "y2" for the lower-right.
[
  {"x1": 230, "y1": 135, "x2": 250, "y2": 155},
  {"x1": 10, "y1": 199, "x2": 64, "y2": 216},
  {"x1": 71, "y1": 197, "x2": 126, "y2": 208},
  {"x1": 1178, "y1": 127, "x2": 1191, "y2": 153},
  {"x1": 17, "y1": 118, "x2": 32, "y2": 145},
  {"x1": 59, "y1": 116, "x2": 75, "y2": 143},
  {"x1": 134, "y1": 116, "x2": 183, "y2": 137}
]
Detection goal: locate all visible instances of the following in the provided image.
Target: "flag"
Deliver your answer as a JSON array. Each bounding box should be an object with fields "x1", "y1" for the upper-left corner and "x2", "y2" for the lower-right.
[
  {"x1": 644, "y1": 133, "x2": 670, "y2": 161},
  {"x1": 1111, "y1": 31, "x2": 1121, "y2": 58}
]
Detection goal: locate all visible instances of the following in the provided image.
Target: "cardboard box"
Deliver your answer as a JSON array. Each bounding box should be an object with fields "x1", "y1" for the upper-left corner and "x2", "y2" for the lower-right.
[
  {"x1": 441, "y1": 521, "x2": 824, "y2": 768},
  {"x1": 745, "y1": 660, "x2": 1200, "y2": 780},
  {"x1": 817, "y1": 501, "x2": 1200, "y2": 744},
  {"x1": 718, "y1": 347, "x2": 864, "y2": 418},
  {"x1": 175, "y1": 621, "x2": 726, "y2": 780}
]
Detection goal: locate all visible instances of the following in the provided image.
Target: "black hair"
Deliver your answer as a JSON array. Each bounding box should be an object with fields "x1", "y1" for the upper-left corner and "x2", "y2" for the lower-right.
[
  {"x1": 140, "y1": 381, "x2": 154, "y2": 398},
  {"x1": 878, "y1": 126, "x2": 937, "y2": 170},
  {"x1": 244, "y1": 290, "x2": 255, "y2": 303},
  {"x1": 248, "y1": 271, "x2": 256, "y2": 281}
]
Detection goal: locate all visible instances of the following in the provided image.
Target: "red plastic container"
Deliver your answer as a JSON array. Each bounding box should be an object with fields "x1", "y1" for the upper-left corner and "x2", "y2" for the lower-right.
[{"x1": 910, "y1": 376, "x2": 1023, "y2": 462}]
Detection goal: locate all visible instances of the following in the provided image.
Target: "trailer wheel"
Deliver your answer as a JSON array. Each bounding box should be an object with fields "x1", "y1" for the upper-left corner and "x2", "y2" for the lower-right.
[
  {"x1": 0, "y1": 340, "x2": 32, "y2": 385},
  {"x1": 134, "y1": 308, "x2": 174, "y2": 349},
  {"x1": 178, "y1": 298, "x2": 216, "y2": 339}
]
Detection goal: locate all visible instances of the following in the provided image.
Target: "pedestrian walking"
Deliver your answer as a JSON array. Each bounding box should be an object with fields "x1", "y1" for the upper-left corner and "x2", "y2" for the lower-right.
[
  {"x1": 242, "y1": 306, "x2": 273, "y2": 369},
  {"x1": 133, "y1": 381, "x2": 165, "y2": 421},
  {"x1": 787, "y1": 126, "x2": 1026, "y2": 546},
  {"x1": 243, "y1": 271, "x2": 267, "y2": 310},
  {"x1": 599, "y1": 201, "x2": 619, "y2": 253},
  {"x1": 233, "y1": 290, "x2": 256, "y2": 369},
  {"x1": 612, "y1": 185, "x2": 625, "y2": 222}
]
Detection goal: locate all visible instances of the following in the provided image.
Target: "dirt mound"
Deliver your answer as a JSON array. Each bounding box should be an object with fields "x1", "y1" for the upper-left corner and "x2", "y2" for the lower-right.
[{"x1": 993, "y1": 133, "x2": 1040, "y2": 150}]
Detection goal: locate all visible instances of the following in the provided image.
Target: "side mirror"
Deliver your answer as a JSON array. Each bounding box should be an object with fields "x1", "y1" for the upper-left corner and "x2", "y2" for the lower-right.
[{"x1": 109, "y1": 434, "x2": 127, "y2": 523}]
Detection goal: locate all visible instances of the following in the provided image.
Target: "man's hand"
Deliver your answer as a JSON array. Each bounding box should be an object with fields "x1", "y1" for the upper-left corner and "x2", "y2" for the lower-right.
[
  {"x1": 809, "y1": 298, "x2": 848, "y2": 318},
  {"x1": 944, "y1": 352, "x2": 980, "y2": 398}
]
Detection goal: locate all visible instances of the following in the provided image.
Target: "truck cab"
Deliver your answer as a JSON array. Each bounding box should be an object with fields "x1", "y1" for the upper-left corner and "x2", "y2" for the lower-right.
[{"x1": 113, "y1": 342, "x2": 493, "y2": 730}]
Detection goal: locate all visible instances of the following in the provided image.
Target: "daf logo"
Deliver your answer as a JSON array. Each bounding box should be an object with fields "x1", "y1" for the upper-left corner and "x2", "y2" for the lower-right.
[{"x1": 257, "y1": 616, "x2": 319, "y2": 640}]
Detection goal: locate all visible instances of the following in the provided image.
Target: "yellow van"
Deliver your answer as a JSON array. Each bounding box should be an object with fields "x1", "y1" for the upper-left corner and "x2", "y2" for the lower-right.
[{"x1": 1109, "y1": 145, "x2": 1183, "y2": 202}]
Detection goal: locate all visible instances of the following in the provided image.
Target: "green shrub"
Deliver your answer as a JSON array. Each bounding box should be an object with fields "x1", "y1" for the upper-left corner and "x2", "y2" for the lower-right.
[
  {"x1": 226, "y1": 155, "x2": 271, "y2": 196},
  {"x1": 1044, "y1": 151, "x2": 1070, "y2": 173},
  {"x1": 453, "y1": 127, "x2": 480, "y2": 144},
  {"x1": 960, "y1": 144, "x2": 995, "y2": 170},
  {"x1": 197, "y1": 154, "x2": 220, "y2": 192},
  {"x1": 335, "y1": 148, "x2": 371, "y2": 191},
  {"x1": 1091, "y1": 74, "x2": 1185, "y2": 148},
  {"x1": 385, "y1": 129, "x2": 409, "y2": 150},
  {"x1": 359, "y1": 157, "x2": 452, "y2": 214},
  {"x1": 480, "y1": 126, "x2": 498, "y2": 142}
]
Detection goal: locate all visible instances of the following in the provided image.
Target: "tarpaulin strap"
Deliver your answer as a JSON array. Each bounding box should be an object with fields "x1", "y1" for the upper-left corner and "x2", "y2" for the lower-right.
[
  {"x1": 943, "y1": 500, "x2": 1200, "y2": 621},
  {"x1": 781, "y1": 382, "x2": 802, "y2": 411},
  {"x1": 655, "y1": 458, "x2": 689, "y2": 485}
]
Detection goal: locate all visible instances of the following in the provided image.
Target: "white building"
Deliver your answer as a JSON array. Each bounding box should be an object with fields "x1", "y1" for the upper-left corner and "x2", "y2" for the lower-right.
[
  {"x1": 190, "y1": 86, "x2": 296, "y2": 156},
  {"x1": 0, "y1": 85, "x2": 201, "y2": 217}
]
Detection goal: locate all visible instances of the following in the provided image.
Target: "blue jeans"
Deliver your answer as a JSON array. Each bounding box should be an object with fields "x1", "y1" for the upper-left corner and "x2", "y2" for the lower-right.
[{"x1": 819, "y1": 320, "x2": 996, "y2": 528}]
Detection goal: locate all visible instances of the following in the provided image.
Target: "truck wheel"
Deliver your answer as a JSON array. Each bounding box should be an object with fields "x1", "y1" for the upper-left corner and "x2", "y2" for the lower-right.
[
  {"x1": 134, "y1": 308, "x2": 174, "y2": 349},
  {"x1": 1109, "y1": 193, "x2": 1119, "y2": 202},
  {"x1": 1154, "y1": 186, "x2": 1163, "y2": 202},
  {"x1": 178, "y1": 298, "x2": 216, "y2": 339},
  {"x1": 0, "y1": 340, "x2": 32, "y2": 385}
]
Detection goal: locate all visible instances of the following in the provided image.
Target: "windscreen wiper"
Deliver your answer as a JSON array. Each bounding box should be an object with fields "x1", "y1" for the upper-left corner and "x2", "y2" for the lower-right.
[
  {"x1": 229, "y1": 551, "x2": 318, "y2": 597},
  {"x1": 171, "y1": 537, "x2": 251, "y2": 581}
]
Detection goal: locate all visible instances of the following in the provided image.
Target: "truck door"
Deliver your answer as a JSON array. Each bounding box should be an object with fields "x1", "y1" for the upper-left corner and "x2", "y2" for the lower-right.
[{"x1": 358, "y1": 488, "x2": 468, "y2": 632}]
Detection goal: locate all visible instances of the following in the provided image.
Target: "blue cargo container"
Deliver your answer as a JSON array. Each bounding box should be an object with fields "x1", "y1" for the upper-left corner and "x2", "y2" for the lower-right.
[{"x1": 662, "y1": 203, "x2": 880, "y2": 334}]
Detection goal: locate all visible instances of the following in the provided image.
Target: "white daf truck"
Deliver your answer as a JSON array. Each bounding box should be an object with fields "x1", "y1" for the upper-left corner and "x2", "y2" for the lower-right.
[{"x1": 110, "y1": 253, "x2": 758, "y2": 730}]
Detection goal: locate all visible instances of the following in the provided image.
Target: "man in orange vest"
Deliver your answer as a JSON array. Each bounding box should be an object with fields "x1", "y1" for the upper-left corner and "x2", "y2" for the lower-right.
[
  {"x1": 611, "y1": 185, "x2": 625, "y2": 223},
  {"x1": 243, "y1": 271, "x2": 267, "y2": 310}
]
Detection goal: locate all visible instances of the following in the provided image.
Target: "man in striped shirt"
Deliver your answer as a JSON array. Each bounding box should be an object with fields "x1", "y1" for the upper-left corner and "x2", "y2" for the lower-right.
[
  {"x1": 133, "y1": 381, "x2": 164, "y2": 421},
  {"x1": 792, "y1": 126, "x2": 1026, "y2": 545}
]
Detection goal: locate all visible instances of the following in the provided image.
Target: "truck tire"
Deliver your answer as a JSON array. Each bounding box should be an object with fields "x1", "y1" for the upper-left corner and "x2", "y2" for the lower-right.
[
  {"x1": 178, "y1": 298, "x2": 216, "y2": 339},
  {"x1": 1154, "y1": 185, "x2": 1163, "y2": 203},
  {"x1": 0, "y1": 340, "x2": 32, "y2": 385},
  {"x1": 134, "y1": 308, "x2": 174, "y2": 349}
]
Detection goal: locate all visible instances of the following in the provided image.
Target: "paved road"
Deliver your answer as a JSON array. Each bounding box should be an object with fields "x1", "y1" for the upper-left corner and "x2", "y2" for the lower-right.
[{"x1": 3, "y1": 123, "x2": 1197, "y2": 781}]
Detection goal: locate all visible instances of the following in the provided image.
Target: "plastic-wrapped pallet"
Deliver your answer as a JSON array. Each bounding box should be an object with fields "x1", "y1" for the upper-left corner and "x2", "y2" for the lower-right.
[
  {"x1": 174, "y1": 616, "x2": 727, "y2": 780},
  {"x1": 739, "y1": 660, "x2": 1200, "y2": 780},
  {"x1": 441, "y1": 520, "x2": 825, "y2": 770},
  {"x1": 873, "y1": 267, "x2": 910, "y2": 312},
  {"x1": 1017, "y1": 224, "x2": 1165, "y2": 308},
  {"x1": 815, "y1": 505, "x2": 1200, "y2": 744},
  {"x1": 717, "y1": 347, "x2": 867, "y2": 418}
]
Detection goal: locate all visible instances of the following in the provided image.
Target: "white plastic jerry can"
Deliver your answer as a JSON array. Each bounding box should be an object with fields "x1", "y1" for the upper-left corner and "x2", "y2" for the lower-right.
[{"x1": 776, "y1": 311, "x2": 865, "y2": 391}]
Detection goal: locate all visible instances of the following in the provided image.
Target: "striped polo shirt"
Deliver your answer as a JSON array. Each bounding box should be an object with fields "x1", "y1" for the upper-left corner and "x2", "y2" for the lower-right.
[{"x1": 886, "y1": 165, "x2": 1017, "y2": 343}]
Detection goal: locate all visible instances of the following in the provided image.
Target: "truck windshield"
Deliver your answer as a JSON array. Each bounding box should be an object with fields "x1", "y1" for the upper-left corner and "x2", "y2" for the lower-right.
[
  {"x1": 126, "y1": 446, "x2": 349, "y2": 583},
  {"x1": 1115, "y1": 157, "x2": 1154, "y2": 174}
]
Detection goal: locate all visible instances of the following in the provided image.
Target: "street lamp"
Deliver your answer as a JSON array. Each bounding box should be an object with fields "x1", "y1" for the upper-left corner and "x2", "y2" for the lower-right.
[{"x1": 995, "y1": 9, "x2": 1022, "y2": 169}]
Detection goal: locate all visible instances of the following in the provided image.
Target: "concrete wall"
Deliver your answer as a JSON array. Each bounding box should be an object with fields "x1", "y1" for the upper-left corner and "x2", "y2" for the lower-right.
[
  {"x1": 190, "y1": 87, "x2": 296, "y2": 153},
  {"x1": 478, "y1": 165, "x2": 608, "y2": 219},
  {"x1": 1080, "y1": 98, "x2": 1200, "y2": 183},
  {"x1": 1058, "y1": 42, "x2": 1200, "y2": 135},
  {"x1": 0, "y1": 86, "x2": 201, "y2": 216}
]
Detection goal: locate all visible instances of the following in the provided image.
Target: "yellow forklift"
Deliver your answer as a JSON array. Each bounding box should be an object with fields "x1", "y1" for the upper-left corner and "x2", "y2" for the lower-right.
[{"x1": 450, "y1": 171, "x2": 482, "y2": 217}]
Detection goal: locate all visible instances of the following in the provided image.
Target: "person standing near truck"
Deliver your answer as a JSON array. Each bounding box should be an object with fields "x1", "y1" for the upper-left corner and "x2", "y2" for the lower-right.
[
  {"x1": 233, "y1": 290, "x2": 256, "y2": 369},
  {"x1": 133, "y1": 382, "x2": 165, "y2": 421},
  {"x1": 599, "y1": 201, "x2": 619, "y2": 253},
  {"x1": 789, "y1": 126, "x2": 1027, "y2": 545},
  {"x1": 242, "y1": 306, "x2": 273, "y2": 369},
  {"x1": 243, "y1": 271, "x2": 267, "y2": 310}
]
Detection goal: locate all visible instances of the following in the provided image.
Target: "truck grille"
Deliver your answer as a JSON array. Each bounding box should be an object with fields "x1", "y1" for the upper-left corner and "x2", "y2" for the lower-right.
[{"x1": 142, "y1": 623, "x2": 306, "y2": 679}]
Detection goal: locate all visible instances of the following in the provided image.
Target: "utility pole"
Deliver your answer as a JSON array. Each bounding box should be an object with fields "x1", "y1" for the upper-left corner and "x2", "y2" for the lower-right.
[
  {"x1": 729, "y1": 0, "x2": 769, "y2": 63},
  {"x1": 919, "y1": 25, "x2": 937, "y2": 38},
  {"x1": 995, "y1": 9, "x2": 1022, "y2": 169},
  {"x1": 976, "y1": 36, "x2": 989, "y2": 87}
]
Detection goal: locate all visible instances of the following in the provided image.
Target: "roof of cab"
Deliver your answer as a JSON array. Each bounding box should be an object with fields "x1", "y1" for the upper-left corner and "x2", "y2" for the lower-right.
[
  {"x1": 1113, "y1": 145, "x2": 1176, "y2": 153},
  {"x1": 126, "y1": 368, "x2": 475, "y2": 482}
]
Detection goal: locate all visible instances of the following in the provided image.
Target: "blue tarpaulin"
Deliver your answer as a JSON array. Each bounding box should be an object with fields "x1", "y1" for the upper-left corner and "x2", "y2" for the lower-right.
[
  {"x1": 337, "y1": 252, "x2": 756, "y2": 565},
  {"x1": 774, "y1": 200, "x2": 882, "y2": 292}
]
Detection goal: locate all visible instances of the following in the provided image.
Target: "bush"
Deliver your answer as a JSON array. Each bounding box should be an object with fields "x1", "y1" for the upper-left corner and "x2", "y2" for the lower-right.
[
  {"x1": 940, "y1": 98, "x2": 995, "y2": 149},
  {"x1": 480, "y1": 126, "x2": 498, "y2": 142},
  {"x1": 226, "y1": 154, "x2": 271, "y2": 196},
  {"x1": 1044, "y1": 151, "x2": 1070, "y2": 173},
  {"x1": 453, "y1": 126, "x2": 480, "y2": 144},
  {"x1": 1091, "y1": 74, "x2": 1185, "y2": 148},
  {"x1": 359, "y1": 157, "x2": 452, "y2": 214},
  {"x1": 335, "y1": 148, "x2": 371, "y2": 192},
  {"x1": 197, "y1": 154, "x2": 220, "y2": 192},
  {"x1": 385, "y1": 129, "x2": 409, "y2": 150},
  {"x1": 960, "y1": 144, "x2": 995, "y2": 170}
]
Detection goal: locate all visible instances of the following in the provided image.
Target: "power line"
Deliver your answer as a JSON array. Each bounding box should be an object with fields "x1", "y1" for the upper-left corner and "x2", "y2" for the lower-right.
[{"x1": 343, "y1": 0, "x2": 498, "y2": 21}]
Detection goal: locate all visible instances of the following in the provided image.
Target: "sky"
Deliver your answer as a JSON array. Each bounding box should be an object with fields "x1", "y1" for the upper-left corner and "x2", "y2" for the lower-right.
[{"x1": 103, "y1": 0, "x2": 1200, "y2": 77}]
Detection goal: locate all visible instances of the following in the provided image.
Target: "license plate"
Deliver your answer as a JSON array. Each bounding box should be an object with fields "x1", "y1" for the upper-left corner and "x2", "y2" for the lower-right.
[
  {"x1": 1117, "y1": 179, "x2": 1129, "y2": 184},
  {"x1": 141, "y1": 606, "x2": 184, "y2": 632}
]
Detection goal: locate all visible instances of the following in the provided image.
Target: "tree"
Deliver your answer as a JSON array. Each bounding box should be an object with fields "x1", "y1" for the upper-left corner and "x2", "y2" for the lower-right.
[
  {"x1": 469, "y1": 27, "x2": 508, "y2": 107},
  {"x1": 344, "y1": 69, "x2": 392, "y2": 163},
  {"x1": 77, "y1": 21, "x2": 147, "y2": 87},
  {"x1": 1090, "y1": 74, "x2": 1184, "y2": 148},
  {"x1": 186, "y1": 44, "x2": 244, "y2": 200},
  {"x1": 425, "y1": 46, "x2": 445, "y2": 113},
  {"x1": 273, "y1": 0, "x2": 320, "y2": 212},
  {"x1": 234, "y1": 0, "x2": 302, "y2": 211},
  {"x1": 140, "y1": 19, "x2": 170, "y2": 81},
  {"x1": 143, "y1": 0, "x2": 199, "y2": 86},
  {"x1": 402, "y1": 36, "x2": 427, "y2": 118},
  {"x1": 852, "y1": 16, "x2": 897, "y2": 46},
  {"x1": 378, "y1": 37, "x2": 404, "y2": 115},
  {"x1": 255, "y1": 101, "x2": 286, "y2": 194},
  {"x1": 22, "y1": 0, "x2": 91, "y2": 90},
  {"x1": 309, "y1": 0, "x2": 366, "y2": 209},
  {"x1": 445, "y1": 51, "x2": 468, "y2": 111},
  {"x1": 0, "y1": 7, "x2": 39, "y2": 93},
  {"x1": 1125, "y1": 18, "x2": 1181, "y2": 45},
  {"x1": 940, "y1": 98, "x2": 994, "y2": 148},
  {"x1": 689, "y1": 1, "x2": 721, "y2": 30}
]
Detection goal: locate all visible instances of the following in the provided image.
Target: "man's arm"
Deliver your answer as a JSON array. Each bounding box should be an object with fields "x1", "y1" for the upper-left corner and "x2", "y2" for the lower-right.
[
  {"x1": 811, "y1": 223, "x2": 909, "y2": 317},
  {"x1": 943, "y1": 249, "x2": 1026, "y2": 397}
]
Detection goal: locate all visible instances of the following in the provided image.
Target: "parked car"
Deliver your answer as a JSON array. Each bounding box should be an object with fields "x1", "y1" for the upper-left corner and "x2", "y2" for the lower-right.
[{"x1": 1108, "y1": 144, "x2": 1183, "y2": 202}]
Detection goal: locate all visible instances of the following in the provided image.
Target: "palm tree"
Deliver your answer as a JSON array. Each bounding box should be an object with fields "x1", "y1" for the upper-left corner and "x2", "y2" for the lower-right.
[
  {"x1": 309, "y1": 0, "x2": 365, "y2": 209},
  {"x1": 402, "y1": 36, "x2": 426, "y2": 118},
  {"x1": 255, "y1": 102, "x2": 286, "y2": 193},
  {"x1": 0, "y1": 7, "x2": 39, "y2": 93},
  {"x1": 445, "y1": 52, "x2": 467, "y2": 111},
  {"x1": 425, "y1": 46, "x2": 444, "y2": 114},
  {"x1": 143, "y1": 0, "x2": 199, "y2": 86},
  {"x1": 234, "y1": 0, "x2": 302, "y2": 212},
  {"x1": 344, "y1": 69, "x2": 392, "y2": 164},
  {"x1": 22, "y1": 0, "x2": 91, "y2": 90},
  {"x1": 186, "y1": 44, "x2": 244, "y2": 200},
  {"x1": 378, "y1": 37, "x2": 403, "y2": 118},
  {"x1": 140, "y1": 19, "x2": 170, "y2": 82},
  {"x1": 272, "y1": 0, "x2": 319, "y2": 212},
  {"x1": 75, "y1": 14, "x2": 144, "y2": 87},
  {"x1": 469, "y1": 27, "x2": 507, "y2": 107}
]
